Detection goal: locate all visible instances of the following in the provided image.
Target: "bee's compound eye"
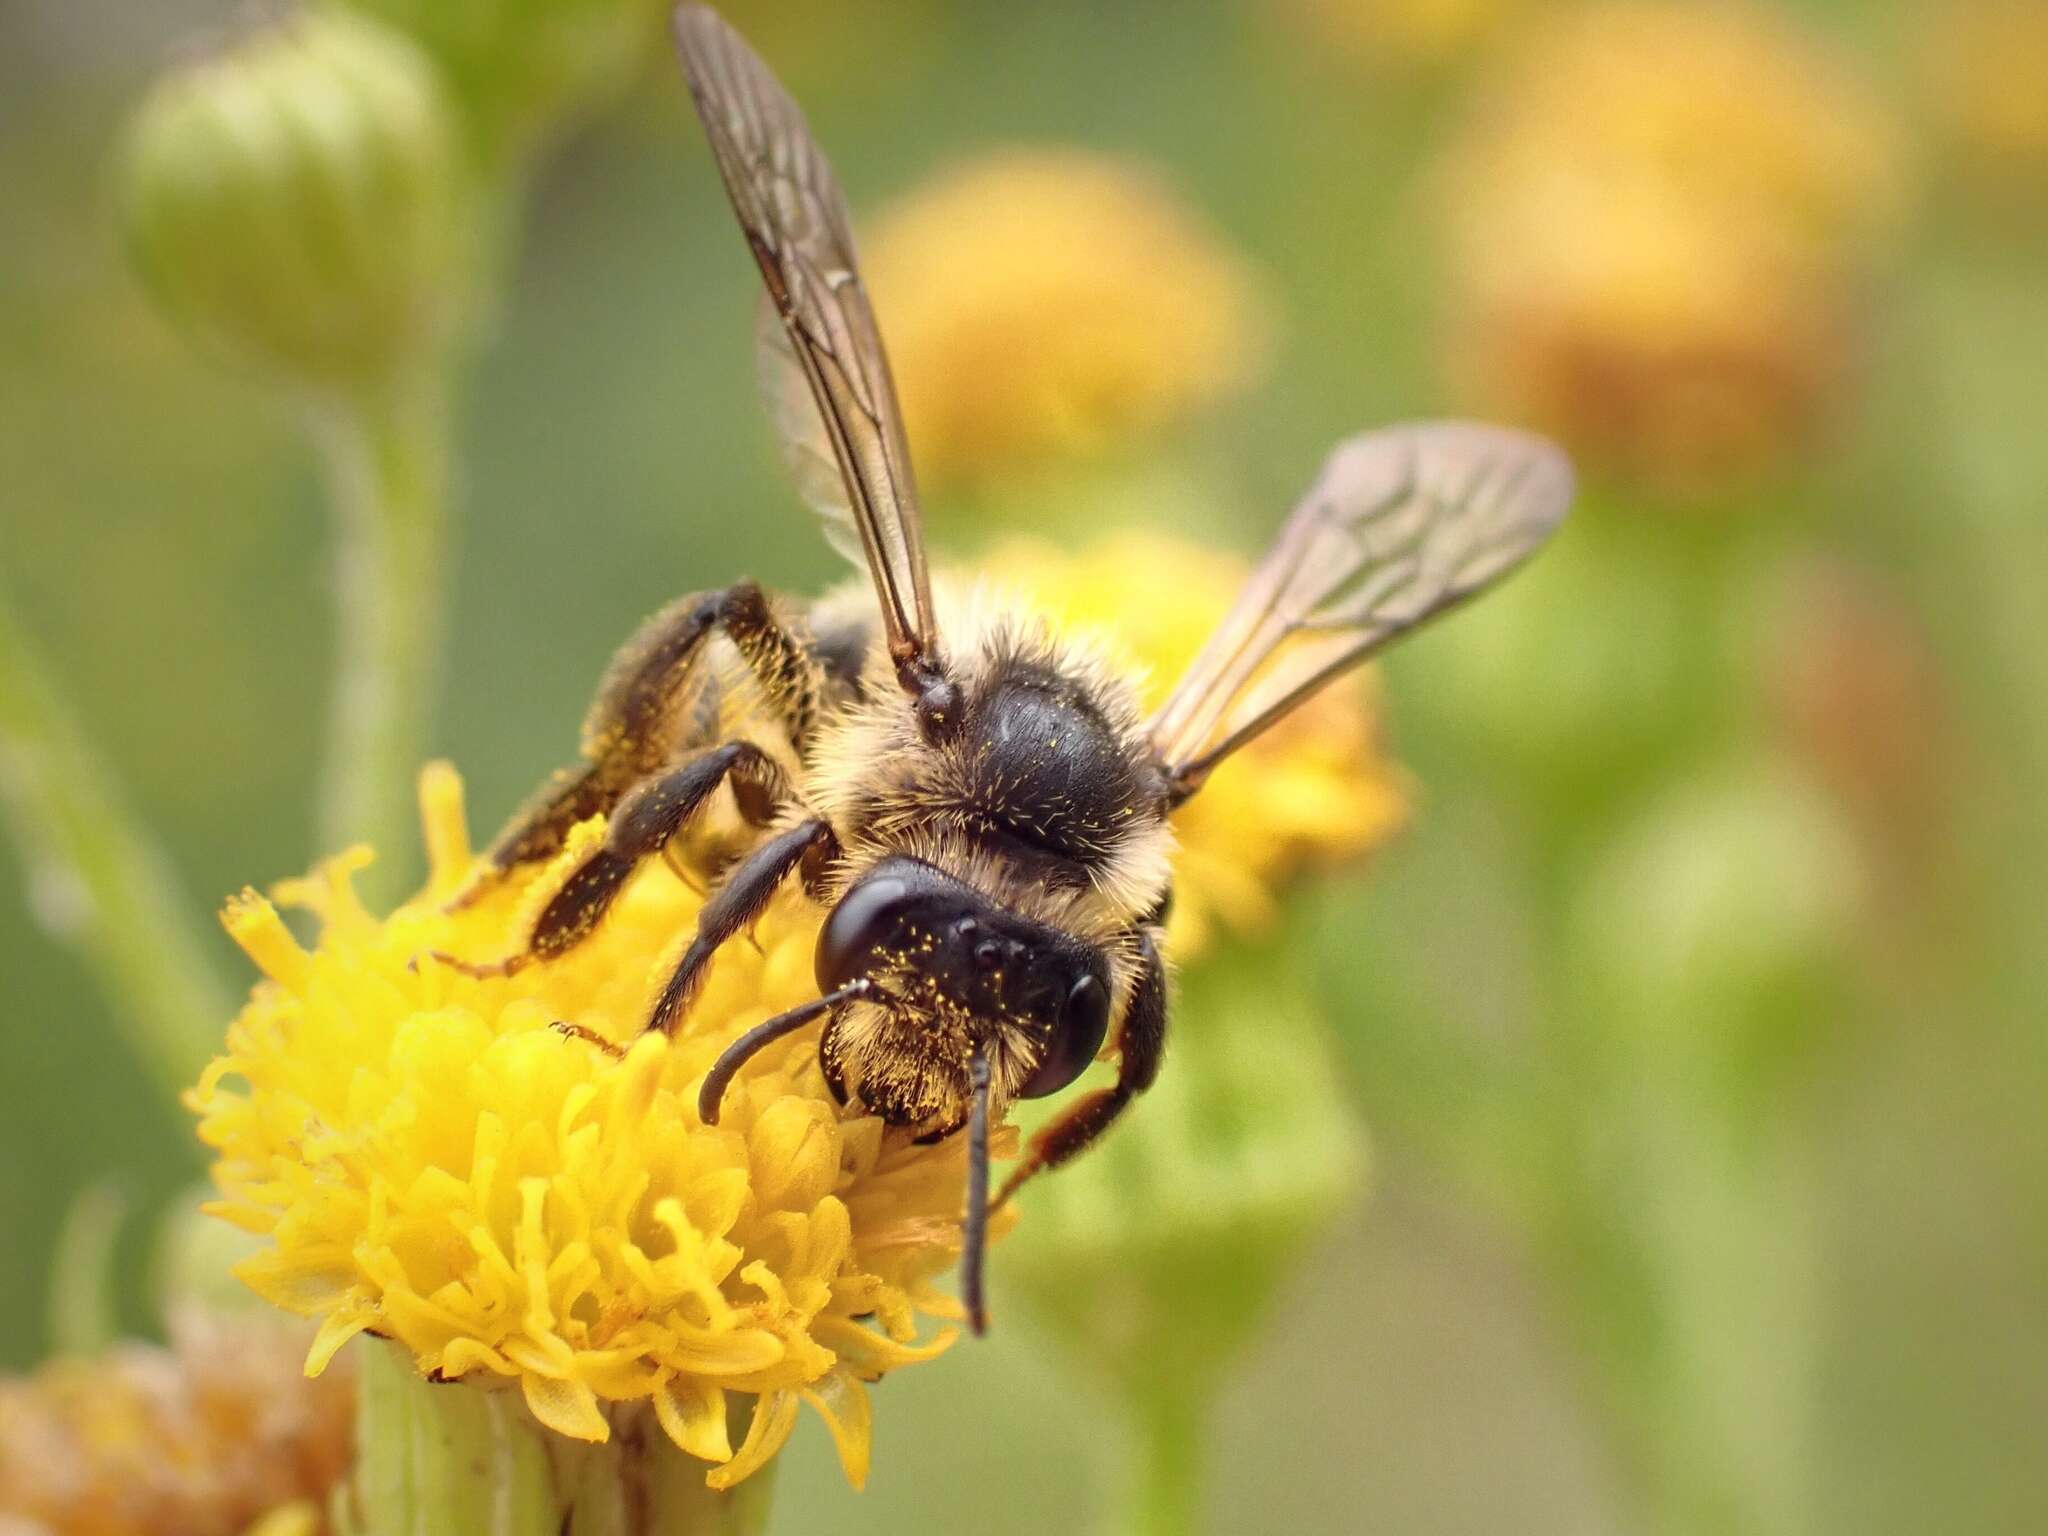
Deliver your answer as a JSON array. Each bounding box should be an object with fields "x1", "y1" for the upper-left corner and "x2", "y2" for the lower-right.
[
  {"x1": 816, "y1": 874, "x2": 911, "y2": 991},
  {"x1": 1019, "y1": 972, "x2": 1112, "y2": 1100}
]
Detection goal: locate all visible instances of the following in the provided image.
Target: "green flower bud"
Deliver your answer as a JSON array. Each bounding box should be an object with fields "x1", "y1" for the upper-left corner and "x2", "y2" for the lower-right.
[
  {"x1": 341, "y1": 0, "x2": 660, "y2": 156},
  {"x1": 1005, "y1": 944, "x2": 1368, "y2": 1407},
  {"x1": 1569, "y1": 758, "x2": 1863, "y2": 1079},
  {"x1": 118, "y1": 11, "x2": 461, "y2": 393},
  {"x1": 1411, "y1": 514, "x2": 1716, "y2": 816}
]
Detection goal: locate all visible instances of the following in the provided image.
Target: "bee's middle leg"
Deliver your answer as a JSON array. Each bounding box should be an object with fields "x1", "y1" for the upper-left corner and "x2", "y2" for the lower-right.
[
  {"x1": 646, "y1": 817, "x2": 840, "y2": 1035},
  {"x1": 471, "y1": 741, "x2": 789, "y2": 975}
]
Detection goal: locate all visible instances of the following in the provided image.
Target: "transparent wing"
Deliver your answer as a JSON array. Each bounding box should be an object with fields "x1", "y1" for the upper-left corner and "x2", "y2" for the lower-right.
[
  {"x1": 1151, "y1": 421, "x2": 1574, "y2": 795},
  {"x1": 672, "y1": 4, "x2": 937, "y2": 667}
]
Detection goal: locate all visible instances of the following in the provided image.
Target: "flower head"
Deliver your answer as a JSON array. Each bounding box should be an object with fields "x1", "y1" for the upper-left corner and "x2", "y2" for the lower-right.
[
  {"x1": 866, "y1": 151, "x2": 1268, "y2": 489},
  {"x1": 189, "y1": 535, "x2": 1395, "y2": 1489},
  {"x1": 1433, "y1": 2, "x2": 1905, "y2": 489},
  {"x1": 0, "y1": 1310, "x2": 353, "y2": 1536},
  {"x1": 193, "y1": 765, "x2": 968, "y2": 1490}
]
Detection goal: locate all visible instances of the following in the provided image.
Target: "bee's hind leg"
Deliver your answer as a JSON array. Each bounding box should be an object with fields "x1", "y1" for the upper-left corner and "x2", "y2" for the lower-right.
[
  {"x1": 454, "y1": 582, "x2": 822, "y2": 906},
  {"x1": 991, "y1": 927, "x2": 1167, "y2": 1210}
]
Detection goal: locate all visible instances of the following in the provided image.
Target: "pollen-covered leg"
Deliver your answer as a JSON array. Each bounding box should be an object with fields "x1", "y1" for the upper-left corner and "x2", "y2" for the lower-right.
[
  {"x1": 455, "y1": 582, "x2": 823, "y2": 905},
  {"x1": 647, "y1": 818, "x2": 839, "y2": 1035},
  {"x1": 991, "y1": 928, "x2": 1166, "y2": 1211},
  {"x1": 531, "y1": 741, "x2": 787, "y2": 959},
  {"x1": 435, "y1": 742, "x2": 787, "y2": 979}
]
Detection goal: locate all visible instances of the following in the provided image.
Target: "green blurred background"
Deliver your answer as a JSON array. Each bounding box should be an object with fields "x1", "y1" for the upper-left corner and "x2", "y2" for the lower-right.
[{"x1": 4, "y1": 0, "x2": 2047, "y2": 1532}]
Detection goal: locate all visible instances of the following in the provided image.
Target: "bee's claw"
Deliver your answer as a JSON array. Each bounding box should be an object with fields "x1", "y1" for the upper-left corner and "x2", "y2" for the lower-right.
[{"x1": 550, "y1": 1020, "x2": 626, "y2": 1059}]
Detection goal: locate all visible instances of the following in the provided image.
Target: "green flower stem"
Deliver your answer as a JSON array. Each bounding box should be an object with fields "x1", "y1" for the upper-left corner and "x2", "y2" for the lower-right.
[
  {"x1": 310, "y1": 364, "x2": 454, "y2": 900},
  {"x1": 1550, "y1": 1095, "x2": 1818, "y2": 1536},
  {"x1": 0, "y1": 588, "x2": 231, "y2": 1100},
  {"x1": 47, "y1": 1181, "x2": 127, "y2": 1356},
  {"x1": 343, "y1": 1341, "x2": 777, "y2": 1536},
  {"x1": 1121, "y1": 1388, "x2": 1205, "y2": 1536}
]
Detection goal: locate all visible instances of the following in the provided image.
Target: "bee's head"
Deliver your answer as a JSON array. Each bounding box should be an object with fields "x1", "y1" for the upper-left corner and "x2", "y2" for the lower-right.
[{"x1": 815, "y1": 855, "x2": 1112, "y2": 1114}]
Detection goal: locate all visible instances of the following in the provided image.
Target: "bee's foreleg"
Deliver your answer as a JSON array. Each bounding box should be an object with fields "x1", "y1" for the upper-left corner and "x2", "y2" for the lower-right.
[
  {"x1": 962, "y1": 1046, "x2": 993, "y2": 1335},
  {"x1": 517, "y1": 742, "x2": 789, "y2": 966},
  {"x1": 646, "y1": 817, "x2": 840, "y2": 1035},
  {"x1": 990, "y1": 927, "x2": 1166, "y2": 1211}
]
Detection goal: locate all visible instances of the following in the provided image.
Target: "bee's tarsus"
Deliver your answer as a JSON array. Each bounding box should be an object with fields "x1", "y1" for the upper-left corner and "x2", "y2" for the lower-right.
[
  {"x1": 550, "y1": 1021, "x2": 625, "y2": 1059},
  {"x1": 428, "y1": 949, "x2": 528, "y2": 981}
]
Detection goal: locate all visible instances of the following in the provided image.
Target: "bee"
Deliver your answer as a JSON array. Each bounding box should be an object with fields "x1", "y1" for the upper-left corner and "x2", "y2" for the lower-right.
[{"x1": 449, "y1": 4, "x2": 1573, "y2": 1334}]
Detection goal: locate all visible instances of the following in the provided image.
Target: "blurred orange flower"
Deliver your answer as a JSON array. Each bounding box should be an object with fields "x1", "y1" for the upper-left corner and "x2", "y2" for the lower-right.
[
  {"x1": 1433, "y1": 2, "x2": 1906, "y2": 490},
  {"x1": 0, "y1": 1310, "x2": 352, "y2": 1536}
]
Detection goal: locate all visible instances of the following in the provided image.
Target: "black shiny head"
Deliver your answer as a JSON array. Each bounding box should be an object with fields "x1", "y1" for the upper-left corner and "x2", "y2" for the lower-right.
[{"x1": 817, "y1": 855, "x2": 1111, "y2": 1103}]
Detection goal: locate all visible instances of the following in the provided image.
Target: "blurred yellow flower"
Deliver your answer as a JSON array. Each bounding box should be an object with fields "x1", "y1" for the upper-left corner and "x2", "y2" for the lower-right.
[
  {"x1": 987, "y1": 531, "x2": 1409, "y2": 955},
  {"x1": 866, "y1": 151, "x2": 1268, "y2": 488},
  {"x1": 192, "y1": 765, "x2": 968, "y2": 1492},
  {"x1": 1921, "y1": 0, "x2": 2048, "y2": 204},
  {"x1": 1434, "y1": 2, "x2": 1905, "y2": 489},
  {"x1": 0, "y1": 1310, "x2": 353, "y2": 1536}
]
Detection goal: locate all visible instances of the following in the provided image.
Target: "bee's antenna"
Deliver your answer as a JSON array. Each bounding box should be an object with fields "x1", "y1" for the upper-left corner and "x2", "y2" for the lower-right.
[
  {"x1": 697, "y1": 978, "x2": 873, "y2": 1126},
  {"x1": 962, "y1": 1045, "x2": 992, "y2": 1336}
]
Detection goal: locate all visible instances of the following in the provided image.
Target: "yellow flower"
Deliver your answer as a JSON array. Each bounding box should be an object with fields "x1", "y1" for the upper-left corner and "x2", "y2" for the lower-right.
[
  {"x1": 1920, "y1": 0, "x2": 2048, "y2": 205},
  {"x1": 866, "y1": 151, "x2": 1268, "y2": 488},
  {"x1": 1434, "y1": 2, "x2": 1905, "y2": 489},
  {"x1": 192, "y1": 765, "x2": 969, "y2": 1491},
  {"x1": 0, "y1": 1309, "x2": 353, "y2": 1536},
  {"x1": 986, "y1": 531, "x2": 1409, "y2": 956},
  {"x1": 188, "y1": 536, "x2": 1395, "y2": 1490}
]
